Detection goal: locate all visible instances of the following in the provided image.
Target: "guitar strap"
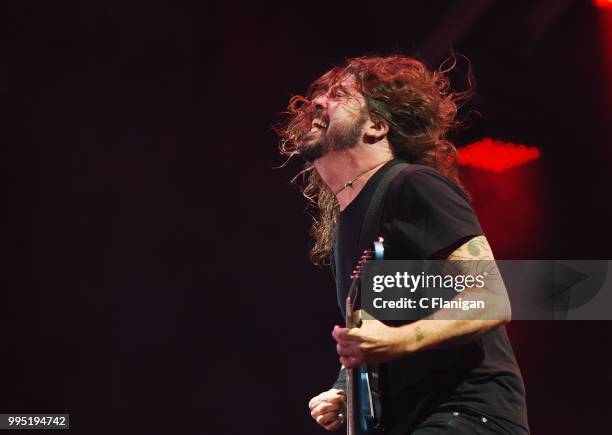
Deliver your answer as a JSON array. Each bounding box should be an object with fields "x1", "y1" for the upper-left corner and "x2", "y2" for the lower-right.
[
  {"x1": 357, "y1": 161, "x2": 410, "y2": 432},
  {"x1": 357, "y1": 162, "x2": 410, "y2": 253}
]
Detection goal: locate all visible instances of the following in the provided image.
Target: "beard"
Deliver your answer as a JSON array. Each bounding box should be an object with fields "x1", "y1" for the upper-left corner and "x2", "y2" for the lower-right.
[{"x1": 297, "y1": 113, "x2": 367, "y2": 162}]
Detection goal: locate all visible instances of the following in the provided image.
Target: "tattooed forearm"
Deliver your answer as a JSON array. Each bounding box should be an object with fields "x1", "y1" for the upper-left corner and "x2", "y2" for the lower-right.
[
  {"x1": 415, "y1": 326, "x2": 425, "y2": 343},
  {"x1": 402, "y1": 236, "x2": 511, "y2": 353}
]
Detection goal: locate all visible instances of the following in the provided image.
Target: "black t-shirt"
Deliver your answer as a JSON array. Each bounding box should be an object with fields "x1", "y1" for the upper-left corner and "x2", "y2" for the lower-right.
[{"x1": 331, "y1": 159, "x2": 529, "y2": 434}]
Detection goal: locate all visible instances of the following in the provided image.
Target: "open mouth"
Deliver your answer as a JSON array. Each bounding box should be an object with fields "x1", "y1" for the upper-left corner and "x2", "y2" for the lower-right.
[{"x1": 310, "y1": 119, "x2": 328, "y2": 132}]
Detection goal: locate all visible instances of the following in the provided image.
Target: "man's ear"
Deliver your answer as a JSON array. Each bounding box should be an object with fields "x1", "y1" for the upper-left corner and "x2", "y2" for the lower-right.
[{"x1": 364, "y1": 119, "x2": 389, "y2": 144}]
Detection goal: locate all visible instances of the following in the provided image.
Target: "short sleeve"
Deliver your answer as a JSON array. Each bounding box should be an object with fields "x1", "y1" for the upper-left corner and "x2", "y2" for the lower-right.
[{"x1": 381, "y1": 166, "x2": 484, "y2": 260}]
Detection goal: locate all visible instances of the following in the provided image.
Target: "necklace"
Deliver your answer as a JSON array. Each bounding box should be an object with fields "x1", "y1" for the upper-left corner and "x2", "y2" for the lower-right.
[{"x1": 334, "y1": 159, "x2": 392, "y2": 196}]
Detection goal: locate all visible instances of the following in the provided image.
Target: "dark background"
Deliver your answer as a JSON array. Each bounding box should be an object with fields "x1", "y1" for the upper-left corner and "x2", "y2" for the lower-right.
[{"x1": 2, "y1": 0, "x2": 611, "y2": 434}]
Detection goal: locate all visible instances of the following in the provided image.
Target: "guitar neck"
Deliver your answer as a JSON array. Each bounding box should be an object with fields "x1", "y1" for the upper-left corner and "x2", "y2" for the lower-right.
[
  {"x1": 345, "y1": 365, "x2": 356, "y2": 435},
  {"x1": 345, "y1": 295, "x2": 359, "y2": 435},
  {"x1": 344, "y1": 241, "x2": 382, "y2": 435}
]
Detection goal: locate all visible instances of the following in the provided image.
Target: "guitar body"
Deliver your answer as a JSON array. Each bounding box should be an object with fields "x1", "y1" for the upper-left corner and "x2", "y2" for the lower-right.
[{"x1": 346, "y1": 366, "x2": 373, "y2": 435}]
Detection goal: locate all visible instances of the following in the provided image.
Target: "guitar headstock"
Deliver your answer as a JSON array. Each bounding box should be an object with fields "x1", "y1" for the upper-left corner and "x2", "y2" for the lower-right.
[
  {"x1": 346, "y1": 237, "x2": 385, "y2": 325},
  {"x1": 350, "y1": 249, "x2": 373, "y2": 281},
  {"x1": 350, "y1": 237, "x2": 385, "y2": 281}
]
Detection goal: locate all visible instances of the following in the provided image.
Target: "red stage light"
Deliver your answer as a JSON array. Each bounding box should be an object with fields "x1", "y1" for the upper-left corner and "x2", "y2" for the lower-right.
[
  {"x1": 458, "y1": 138, "x2": 540, "y2": 172},
  {"x1": 596, "y1": 0, "x2": 612, "y2": 118},
  {"x1": 593, "y1": 0, "x2": 612, "y2": 8}
]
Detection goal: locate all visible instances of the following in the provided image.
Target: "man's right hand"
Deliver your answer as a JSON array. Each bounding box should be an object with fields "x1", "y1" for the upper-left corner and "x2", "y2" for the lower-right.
[{"x1": 308, "y1": 388, "x2": 346, "y2": 431}]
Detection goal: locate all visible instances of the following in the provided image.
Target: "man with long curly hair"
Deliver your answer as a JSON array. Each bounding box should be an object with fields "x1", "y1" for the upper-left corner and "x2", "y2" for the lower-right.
[{"x1": 279, "y1": 55, "x2": 528, "y2": 434}]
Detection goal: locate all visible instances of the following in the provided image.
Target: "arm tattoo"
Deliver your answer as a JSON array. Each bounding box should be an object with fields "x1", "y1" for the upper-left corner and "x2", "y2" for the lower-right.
[
  {"x1": 467, "y1": 237, "x2": 487, "y2": 256},
  {"x1": 415, "y1": 326, "x2": 425, "y2": 343},
  {"x1": 449, "y1": 236, "x2": 494, "y2": 261}
]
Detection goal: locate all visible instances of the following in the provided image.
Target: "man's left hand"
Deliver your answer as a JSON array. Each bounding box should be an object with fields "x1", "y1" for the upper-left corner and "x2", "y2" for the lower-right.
[{"x1": 332, "y1": 319, "x2": 406, "y2": 369}]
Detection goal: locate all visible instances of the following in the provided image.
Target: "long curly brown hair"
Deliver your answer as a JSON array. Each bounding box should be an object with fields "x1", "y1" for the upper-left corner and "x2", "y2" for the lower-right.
[{"x1": 277, "y1": 54, "x2": 474, "y2": 265}]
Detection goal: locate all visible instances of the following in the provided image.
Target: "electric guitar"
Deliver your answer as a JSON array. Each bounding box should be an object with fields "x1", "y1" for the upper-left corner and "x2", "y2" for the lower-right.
[{"x1": 345, "y1": 238, "x2": 385, "y2": 435}]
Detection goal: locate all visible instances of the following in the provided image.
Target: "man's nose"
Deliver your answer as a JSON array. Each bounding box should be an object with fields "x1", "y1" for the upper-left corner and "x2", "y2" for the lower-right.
[{"x1": 312, "y1": 93, "x2": 328, "y2": 111}]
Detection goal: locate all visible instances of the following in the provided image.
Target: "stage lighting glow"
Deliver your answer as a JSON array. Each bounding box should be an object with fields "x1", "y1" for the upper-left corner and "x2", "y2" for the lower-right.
[
  {"x1": 593, "y1": 0, "x2": 612, "y2": 8},
  {"x1": 458, "y1": 138, "x2": 540, "y2": 172}
]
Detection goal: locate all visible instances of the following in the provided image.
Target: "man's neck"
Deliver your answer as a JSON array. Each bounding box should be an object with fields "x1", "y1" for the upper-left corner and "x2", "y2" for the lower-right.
[{"x1": 314, "y1": 142, "x2": 394, "y2": 211}]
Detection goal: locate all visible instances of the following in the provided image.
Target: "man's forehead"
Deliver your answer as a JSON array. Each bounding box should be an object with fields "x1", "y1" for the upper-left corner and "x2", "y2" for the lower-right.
[
  {"x1": 310, "y1": 72, "x2": 359, "y2": 97},
  {"x1": 326, "y1": 74, "x2": 360, "y2": 96},
  {"x1": 337, "y1": 74, "x2": 357, "y2": 89}
]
